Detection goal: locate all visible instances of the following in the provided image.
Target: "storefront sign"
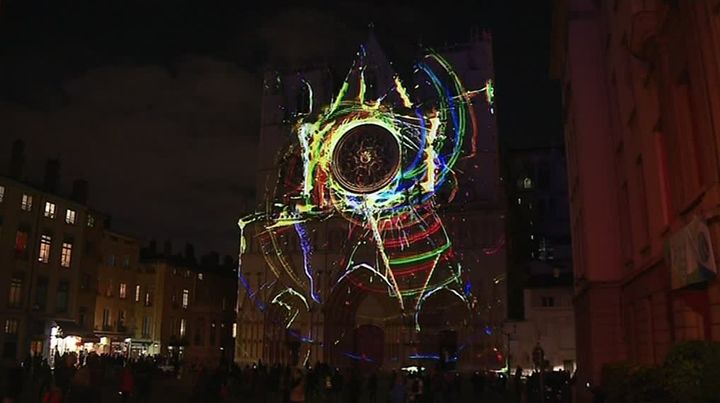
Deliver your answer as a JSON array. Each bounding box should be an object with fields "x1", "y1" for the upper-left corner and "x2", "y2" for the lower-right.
[{"x1": 666, "y1": 217, "x2": 717, "y2": 289}]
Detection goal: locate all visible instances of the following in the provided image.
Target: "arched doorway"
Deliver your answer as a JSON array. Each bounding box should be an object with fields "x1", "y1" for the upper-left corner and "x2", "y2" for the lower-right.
[{"x1": 353, "y1": 324, "x2": 384, "y2": 371}]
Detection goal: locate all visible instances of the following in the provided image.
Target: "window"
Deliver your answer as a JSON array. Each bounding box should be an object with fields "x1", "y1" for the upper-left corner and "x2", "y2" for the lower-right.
[
  {"x1": 123, "y1": 256, "x2": 130, "y2": 268},
  {"x1": 210, "y1": 321, "x2": 217, "y2": 345},
  {"x1": 4, "y1": 319, "x2": 18, "y2": 335},
  {"x1": 21, "y1": 194, "x2": 32, "y2": 211},
  {"x1": 142, "y1": 316, "x2": 152, "y2": 337},
  {"x1": 636, "y1": 157, "x2": 650, "y2": 247},
  {"x1": 105, "y1": 279, "x2": 113, "y2": 297},
  {"x1": 180, "y1": 319, "x2": 187, "y2": 337},
  {"x1": 44, "y1": 202, "x2": 56, "y2": 219},
  {"x1": 102, "y1": 308, "x2": 111, "y2": 328},
  {"x1": 80, "y1": 273, "x2": 90, "y2": 290},
  {"x1": 87, "y1": 214, "x2": 95, "y2": 228},
  {"x1": 56, "y1": 282, "x2": 69, "y2": 313},
  {"x1": 135, "y1": 285, "x2": 141, "y2": 302},
  {"x1": 38, "y1": 235, "x2": 51, "y2": 263},
  {"x1": 79, "y1": 307, "x2": 87, "y2": 326},
  {"x1": 8, "y1": 277, "x2": 22, "y2": 308},
  {"x1": 182, "y1": 289, "x2": 189, "y2": 309},
  {"x1": 194, "y1": 319, "x2": 205, "y2": 346},
  {"x1": 144, "y1": 289, "x2": 152, "y2": 306},
  {"x1": 108, "y1": 255, "x2": 116, "y2": 267},
  {"x1": 34, "y1": 277, "x2": 48, "y2": 311},
  {"x1": 14, "y1": 230, "x2": 29, "y2": 259},
  {"x1": 0, "y1": 185, "x2": 4, "y2": 202},
  {"x1": 118, "y1": 310, "x2": 126, "y2": 330},
  {"x1": 541, "y1": 297, "x2": 555, "y2": 307},
  {"x1": 232, "y1": 322, "x2": 237, "y2": 339},
  {"x1": 198, "y1": 273, "x2": 203, "y2": 280},
  {"x1": 65, "y1": 209, "x2": 76, "y2": 224},
  {"x1": 119, "y1": 283, "x2": 127, "y2": 299},
  {"x1": 60, "y1": 242, "x2": 73, "y2": 268}
]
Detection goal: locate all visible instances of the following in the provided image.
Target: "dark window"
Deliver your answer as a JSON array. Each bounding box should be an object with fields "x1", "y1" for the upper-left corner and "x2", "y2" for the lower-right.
[
  {"x1": 14, "y1": 230, "x2": 29, "y2": 259},
  {"x1": 79, "y1": 307, "x2": 87, "y2": 327},
  {"x1": 210, "y1": 321, "x2": 217, "y2": 346},
  {"x1": 56, "y1": 281, "x2": 69, "y2": 313},
  {"x1": 34, "y1": 278, "x2": 48, "y2": 311},
  {"x1": 8, "y1": 276, "x2": 22, "y2": 308},
  {"x1": 541, "y1": 297, "x2": 555, "y2": 307},
  {"x1": 195, "y1": 318, "x2": 205, "y2": 346}
]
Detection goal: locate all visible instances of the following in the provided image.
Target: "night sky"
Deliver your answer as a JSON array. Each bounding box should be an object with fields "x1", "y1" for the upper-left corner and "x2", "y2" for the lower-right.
[{"x1": 0, "y1": 0, "x2": 560, "y2": 256}]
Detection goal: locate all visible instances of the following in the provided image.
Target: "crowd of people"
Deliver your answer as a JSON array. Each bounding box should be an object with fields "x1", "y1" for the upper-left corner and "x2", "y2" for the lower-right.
[
  {"x1": 1, "y1": 351, "x2": 173, "y2": 403},
  {"x1": 188, "y1": 361, "x2": 549, "y2": 403},
  {"x1": 1, "y1": 353, "x2": 572, "y2": 403}
]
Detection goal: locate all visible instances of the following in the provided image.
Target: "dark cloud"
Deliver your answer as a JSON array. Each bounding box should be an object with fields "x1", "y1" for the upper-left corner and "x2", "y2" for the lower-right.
[
  {"x1": 0, "y1": 57, "x2": 259, "y2": 254},
  {"x1": 0, "y1": 0, "x2": 559, "y2": 255}
]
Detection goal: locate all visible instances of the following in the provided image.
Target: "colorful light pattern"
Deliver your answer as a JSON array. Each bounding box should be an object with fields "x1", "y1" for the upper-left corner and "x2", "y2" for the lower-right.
[{"x1": 237, "y1": 44, "x2": 495, "y2": 335}]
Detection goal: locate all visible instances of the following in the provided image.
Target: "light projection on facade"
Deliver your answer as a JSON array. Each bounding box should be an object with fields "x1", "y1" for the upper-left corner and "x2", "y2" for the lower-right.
[{"x1": 237, "y1": 45, "x2": 495, "y2": 352}]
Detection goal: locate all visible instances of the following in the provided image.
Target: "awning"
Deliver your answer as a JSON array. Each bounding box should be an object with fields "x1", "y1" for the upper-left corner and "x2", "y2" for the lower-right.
[{"x1": 53, "y1": 321, "x2": 94, "y2": 338}]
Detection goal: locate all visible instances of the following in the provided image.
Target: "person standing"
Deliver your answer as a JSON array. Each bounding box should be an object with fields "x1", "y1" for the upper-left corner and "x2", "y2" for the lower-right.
[
  {"x1": 118, "y1": 365, "x2": 134, "y2": 403},
  {"x1": 367, "y1": 372, "x2": 378, "y2": 403},
  {"x1": 289, "y1": 368, "x2": 305, "y2": 403}
]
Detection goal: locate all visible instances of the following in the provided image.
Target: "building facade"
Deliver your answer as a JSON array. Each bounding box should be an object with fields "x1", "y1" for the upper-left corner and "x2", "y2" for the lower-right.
[
  {"x1": 0, "y1": 141, "x2": 101, "y2": 362},
  {"x1": 552, "y1": 0, "x2": 720, "y2": 400},
  {"x1": 93, "y1": 231, "x2": 141, "y2": 355},
  {"x1": 505, "y1": 147, "x2": 573, "y2": 320},
  {"x1": 237, "y1": 33, "x2": 506, "y2": 370},
  {"x1": 139, "y1": 249, "x2": 236, "y2": 367}
]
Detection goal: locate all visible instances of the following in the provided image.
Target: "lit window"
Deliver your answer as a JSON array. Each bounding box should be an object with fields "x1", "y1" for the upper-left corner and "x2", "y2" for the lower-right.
[
  {"x1": 119, "y1": 283, "x2": 127, "y2": 299},
  {"x1": 144, "y1": 290, "x2": 152, "y2": 306},
  {"x1": 60, "y1": 242, "x2": 73, "y2": 268},
  {"x1": 198, "y1": 273, "x2": 203, "y2": 280},
  {"x1": 65, "y1": 209, "x2": 76, "y2": 224},
  {"x1": 523, "y1": 177, "x2": 533, "y2": 189},
  {"x1": 0, "y1": 185, "x2": 4, "y2": 203},
  {"x1": 517, "y1": 198, "x2": 522, "y2": 205},
  {"x1": 182, "y1": 289, "x2": 189, "y2": 309},
  {"x1": 44, "y1": 202, "x2": 56, "y2": 219},
  {"x1": 180, "y1": 318, "x2": 187, "y2": 337},
  {"x1": 87, "y1": 214, "x2": 95, "y2": 227},
  {"x1": 4, "y1": 319, "x2": 18, "y2": 335},
  {"x1": 14, "y1": 230, "x2": 29, "y2": 258},
  {"x1": 8, "y1": 277, "x2": 22, "y2": 308},
  {"x1": 135, "y1": 285, "x2": 141, "y2": 302},
  {"x1": 21, "y1": 194, "x2": 32, "y2": 211},
  {"x1": 232, "y1": 322, "x2": 237, "y2": 338},
  {"x1": 38, "y1": 235, "x2": 51, "y2": 263}
]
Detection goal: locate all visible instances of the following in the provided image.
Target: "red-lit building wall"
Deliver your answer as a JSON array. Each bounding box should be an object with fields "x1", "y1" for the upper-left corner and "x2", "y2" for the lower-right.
[{"x1": 552, "y1": 0, "x2": 720, "y2": 401}]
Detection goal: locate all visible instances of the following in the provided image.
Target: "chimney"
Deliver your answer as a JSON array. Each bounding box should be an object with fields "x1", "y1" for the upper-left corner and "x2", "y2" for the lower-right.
[
  {"x1": 185, "y1": 243, "x2": 195, "y2": 263},
  {"x1": 71, "y1": 179, "x2": 88, "y2": 204},
  {"x1": 43, "y1": 159, "x2": 60, "y2": 193},
  {"x1": 163, "y1": 240, "x2": 172, "y2": 257},
  {"x1": 9, "y1": 140, "x2": 25, "y2": 179}
]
